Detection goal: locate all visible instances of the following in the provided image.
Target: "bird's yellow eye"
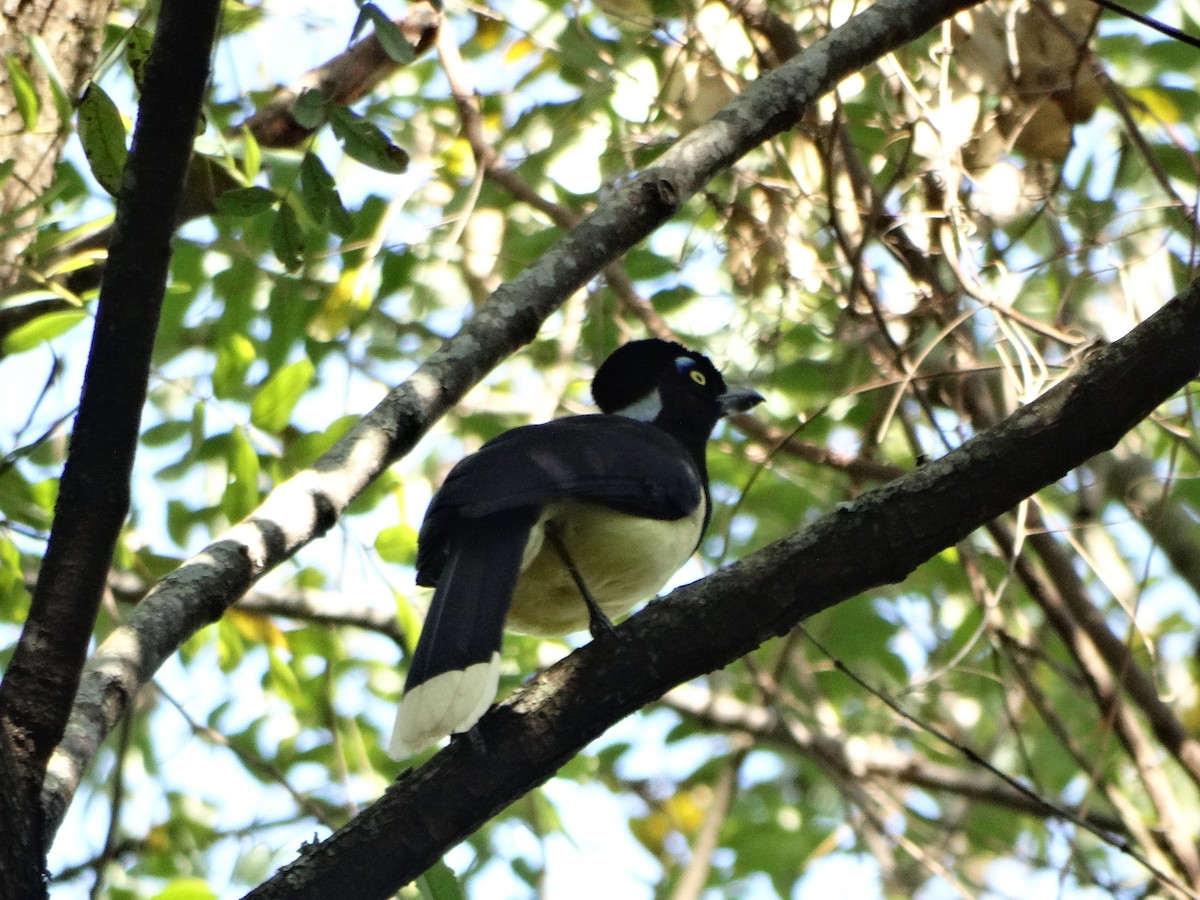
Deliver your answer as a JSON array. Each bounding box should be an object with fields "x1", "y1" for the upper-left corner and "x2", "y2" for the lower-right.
[{"x1": 690, "y1": 370, "x2": 707, "y2": 386}]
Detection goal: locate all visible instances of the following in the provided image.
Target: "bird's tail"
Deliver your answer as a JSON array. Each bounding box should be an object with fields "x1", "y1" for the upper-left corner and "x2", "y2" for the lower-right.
[{"x1": 387, "y1": 511, "x2": 536, "y2": 759}]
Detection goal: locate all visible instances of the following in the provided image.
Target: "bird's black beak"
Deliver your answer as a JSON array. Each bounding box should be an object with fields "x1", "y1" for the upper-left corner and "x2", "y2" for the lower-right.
[{"x1": 717, "y1": 387, "x2": 765, "y2": 417}]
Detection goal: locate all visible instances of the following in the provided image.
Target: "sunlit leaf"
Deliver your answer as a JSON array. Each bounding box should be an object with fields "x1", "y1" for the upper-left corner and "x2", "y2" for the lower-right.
[
  {"x1": 2, "y1": 308, "x2": 88, "y2": 354},
  {"x1": 0, "y1": 466, "x2": 46, "y2": 529},
  {"x1": 228, "y1": 608, "x2": 288, "y2": 651},
  {"x1": 308, "y1": 268, "x2": 370, "y2": 341},
  {"x1": 5, "y1": 55, "x2": 40, "y2": 130},
  {"x1": 221, "y1": 426, "x2": 261, "y2": 521},
  {"x1": 241, "y1": 125, "x2": 262, "y2": 181},
  {"x1": 265, "y1": 647, "x2": 304, "y2": 706},
  {"x1": 375, "y1": 524, "x2": 418, "y2": 564},
  {"x1": 250, "y1": 357, "x2": 316, "y2": 434},
  {"x1": 474, "y1": 16, "x2": 506, "y2": 50},
  {"x1": 0, "y1": 538, "x2": 31, "y2": 621},
  {"x1": 25, "y1": 34, "x2": 71, "y2": 126},
  {"x1": 148, "y1": 877, "x2": 218, "y2": 900},
  {"x1": 416, "y1": 859, "x2": 467, "y2": 900},
  {"x1": 212, "y1": 333, "x2": 256, "y2": 399},
  {"x1": 125, "y1": 25, "x2": 155, "y2": 92},
  {"x1": 77, "y1": 82, "x2": 128, "y2": 196},
  {"x1": 506, "y1": 36, "x2": 534, "y2": 63}
]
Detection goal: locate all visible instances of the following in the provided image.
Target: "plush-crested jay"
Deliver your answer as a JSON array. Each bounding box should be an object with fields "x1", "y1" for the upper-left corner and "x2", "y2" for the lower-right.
[{"x1": 388, "y1": 339, "x2": 763, "y2": 758}]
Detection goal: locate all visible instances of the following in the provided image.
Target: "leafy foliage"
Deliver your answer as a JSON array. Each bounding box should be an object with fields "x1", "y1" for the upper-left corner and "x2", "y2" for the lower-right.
[{"x1": 3, "y1": 0, "x2": 1200, "y2": 897}]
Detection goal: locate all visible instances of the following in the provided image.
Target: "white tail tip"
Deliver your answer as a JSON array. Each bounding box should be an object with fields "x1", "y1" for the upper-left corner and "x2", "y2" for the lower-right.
[{"x1": 387, "y1": 654, "x2": 501, "y2": 760}]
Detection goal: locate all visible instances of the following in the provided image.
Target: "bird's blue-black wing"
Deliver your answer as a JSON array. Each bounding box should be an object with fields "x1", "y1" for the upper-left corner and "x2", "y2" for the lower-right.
[{"x1": 415, "y1": 415, "x2": 703, "y2": 586}]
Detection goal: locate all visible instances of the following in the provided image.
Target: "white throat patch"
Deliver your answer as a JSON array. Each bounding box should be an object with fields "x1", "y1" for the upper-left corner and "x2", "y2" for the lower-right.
[{"x1": 613, "y1": 387, "x2": 662, "y2": 422}]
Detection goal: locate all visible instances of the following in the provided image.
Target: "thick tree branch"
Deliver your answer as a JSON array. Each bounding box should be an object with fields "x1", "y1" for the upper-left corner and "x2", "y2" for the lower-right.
[
  {"x1": 240, "y1": 245, "x2": 1200, "y2": 895},
  {"x1": 42, "y1": 0, "x2": 983, "y2": 844},
  {"x1": 0, "y1": 0, "x2": 221, "y2": 881}
]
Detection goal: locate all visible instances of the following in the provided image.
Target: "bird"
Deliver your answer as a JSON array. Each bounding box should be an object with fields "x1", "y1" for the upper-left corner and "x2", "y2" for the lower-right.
[{"x1": 387, "y1": 338, "x2": 763, "y2": 759}]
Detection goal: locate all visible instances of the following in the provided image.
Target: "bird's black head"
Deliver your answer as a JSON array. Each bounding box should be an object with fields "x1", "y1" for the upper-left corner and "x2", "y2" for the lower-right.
[{"x1": 592, "y1": 339, "x2": 763, "y2": 445}]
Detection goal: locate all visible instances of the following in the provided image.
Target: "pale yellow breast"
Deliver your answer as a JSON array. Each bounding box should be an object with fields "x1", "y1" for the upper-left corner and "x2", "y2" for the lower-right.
[{"x1": 506, "y1": 501, "x2": 705, "y2": 636}]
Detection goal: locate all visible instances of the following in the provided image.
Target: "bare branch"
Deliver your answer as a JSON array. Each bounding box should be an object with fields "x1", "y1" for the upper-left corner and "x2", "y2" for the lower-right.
[
  {"x1": 662, "y1": 683, "x2": 1128, "y2": 835},
  {"x1": 235, "y1": 590, "x2": 406, "y2": 648}
]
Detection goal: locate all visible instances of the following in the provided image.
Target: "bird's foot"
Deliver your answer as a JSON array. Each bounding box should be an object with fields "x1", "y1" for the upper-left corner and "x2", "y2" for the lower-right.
[
  {"x1": 450, "y1": 727, "x2": 489, "y2": 755},
  {"x1": 587, "y1": 604, "x2": 619, "y2": 642}
]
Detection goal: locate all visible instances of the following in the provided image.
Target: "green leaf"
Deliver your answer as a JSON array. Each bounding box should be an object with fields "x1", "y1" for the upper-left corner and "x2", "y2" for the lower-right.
[
  {"x1": 328, "y1": 105, "x2": 409, "y2": 174},
  {"x1": 241, "y1": 125, "x2": 261, "y2": 181},
  {"x1": 221, "y1": 427, "x2": 260, "y2": 521},
  {"x1": 416, "y1": 859, "x2": 467, "y2": 900},
  {"x1": 285, "y1": 415, "x2": 356, "y2": 469},
  {"x1": 299, "y1": 153, "x2": 353, "y2": 236},
  {"x1": 166, "y1": 499, "x2": 193, "y2": 546},
  {"x1": 148, "y1": 877, "x2": 218, "y2": 900},
  {"x1": 25, "y1": 35, "x2": 71, "y2": 127},
  {"x1": 212, "y1": 333, "x2": 256, "y2": 399},
  {"x1": 124, "y1": 25, "x2": 155, "y2": 93},
  {"x1": 142, "y1": 420, "x2": 192, "y2": 447},
  {"x1": 5, "y1": 55, "x2": 40, "y2": 130},
  {"x1": 77, "y1": 82, "x2": 128, "y2": 196},
  {"x1": 375, "y1": 524, "x2": 418, "y2": 565},
  {"x1": 251, "y1": 358, "x2": 315, "y2": 433},
  {"x1": 0, "y1": 159, "x2": 14, "y2": 186},
  {"x1": 2, "y1": 308, "x2": 88, "y2": 354},
  {"x1": 346, "y1": 468, "x2": 399, "y2": 515},
  {"x1": 298, "y1": 153, "x2": 333, "y2": 221},
  {"x1": 349, "y1": 3, "x2": 373, "y2": 43},
  {"x1": 221, "y1": 0, "x2": 265, "y2": 33},
  {"x1": 270, "y1": 202, "x2": 304, "y2": 271},
  {"x1": 328, "y1": 197, "x2": 354, "y2": 237},
  {"x1": 215, "y1": 185, "x2": 278, "y2": 217},
  {"x1": 363, "y1": 4, "x2": 416, "y2": 64},
  {"x1": 0, "y1": 537, "x2": 31, "y2": 622},
  {"x1": 265, "y1": 647, "x2": 304, "y2": 706},
  {"x1": 291, "y1": 88, "x2": 328, "y2": 130},
  {"x1": 0, "y1": 465, "x2": 45, "y2": 529}
]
